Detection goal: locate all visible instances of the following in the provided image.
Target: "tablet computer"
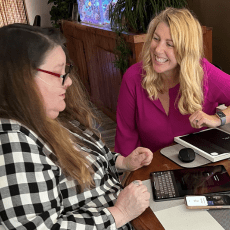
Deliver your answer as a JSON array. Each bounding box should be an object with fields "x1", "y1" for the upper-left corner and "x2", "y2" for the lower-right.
[
  {"x1": 150, "y1": 165, "x2": 230, "y2": 202},
  {"x1": 174, "y1": 128, "x2": 230, "y2": 162}
]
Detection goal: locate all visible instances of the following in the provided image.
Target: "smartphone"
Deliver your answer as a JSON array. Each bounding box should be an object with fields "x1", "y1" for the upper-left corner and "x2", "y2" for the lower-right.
[{"x1": 185, "y1": 195, "x2": 230, "y2": 209}]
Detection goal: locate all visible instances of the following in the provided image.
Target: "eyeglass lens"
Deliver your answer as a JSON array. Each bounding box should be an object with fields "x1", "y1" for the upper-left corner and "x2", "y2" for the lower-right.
[{"x1": 62, "y1": 64, "x2": 72, "y2": 85}]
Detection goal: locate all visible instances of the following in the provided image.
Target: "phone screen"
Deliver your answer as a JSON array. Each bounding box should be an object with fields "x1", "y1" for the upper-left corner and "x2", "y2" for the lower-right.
[
  {"x1": 186, "y1": 195, "x2": 230, "y2": 207},
  {"x1": 186, "y1": 196, "x2": 208, "y2": 206}
]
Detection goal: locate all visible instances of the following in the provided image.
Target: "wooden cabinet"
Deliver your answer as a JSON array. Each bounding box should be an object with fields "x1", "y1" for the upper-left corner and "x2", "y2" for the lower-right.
[{"x1": 62, "y1": 20, "x2": 212, "y2": 121}]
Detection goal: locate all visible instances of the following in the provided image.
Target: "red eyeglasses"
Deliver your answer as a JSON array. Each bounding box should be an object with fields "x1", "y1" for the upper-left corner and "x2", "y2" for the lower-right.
[{"x1": 37, "y1": 63, "x2": 73, "y2": 85}]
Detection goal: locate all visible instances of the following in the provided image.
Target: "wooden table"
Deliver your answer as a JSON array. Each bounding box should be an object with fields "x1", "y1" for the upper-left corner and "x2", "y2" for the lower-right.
[{"x1": 124, "y1": 147, "x2": 230, "y2": 230}]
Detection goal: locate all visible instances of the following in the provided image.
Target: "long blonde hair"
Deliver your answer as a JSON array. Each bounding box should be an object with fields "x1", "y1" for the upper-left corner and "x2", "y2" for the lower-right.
[
  {"x1": 0, "y1": 24, "x2": 96, "y2": 191},
  {"x1": 142, "y1": 8, "x2": 204, "y2": 114}
]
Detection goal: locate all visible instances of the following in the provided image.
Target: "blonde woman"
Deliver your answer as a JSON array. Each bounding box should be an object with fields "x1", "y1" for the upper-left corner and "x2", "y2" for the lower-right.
[
  {"x1": 115, "y1": 7, "x2": 230, "y2": 157},
  {"x1": 0, "y1": 24, "x2": 153, "y2": 229}
]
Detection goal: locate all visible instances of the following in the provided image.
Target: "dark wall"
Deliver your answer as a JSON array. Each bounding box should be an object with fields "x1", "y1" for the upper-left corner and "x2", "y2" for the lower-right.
[{"x1": 187, "y1": 0, "x2": 230, "y2": 74}]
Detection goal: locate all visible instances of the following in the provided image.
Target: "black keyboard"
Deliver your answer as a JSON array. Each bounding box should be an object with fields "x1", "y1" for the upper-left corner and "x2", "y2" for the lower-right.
[{"x1": 153, "y1": 171, "x2": 177, "y2": 199}]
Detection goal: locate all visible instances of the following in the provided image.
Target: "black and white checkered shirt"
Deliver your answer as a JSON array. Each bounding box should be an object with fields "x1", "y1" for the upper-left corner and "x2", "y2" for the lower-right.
[{"x1": 0, "y1": 119, "x2": 133, "y2": 230}]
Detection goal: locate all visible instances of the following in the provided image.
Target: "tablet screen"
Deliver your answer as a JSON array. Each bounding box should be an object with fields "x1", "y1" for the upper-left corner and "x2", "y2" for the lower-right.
[
  {"x1": 150, "y1": 165, "x2": 230, "y2": 201},
  {"x1": 179, "y1": 129, "x2": 230, "y2": 154}
]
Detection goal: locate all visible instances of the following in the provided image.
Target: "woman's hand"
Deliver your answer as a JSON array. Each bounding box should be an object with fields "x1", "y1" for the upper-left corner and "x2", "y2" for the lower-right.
[
  {"x1": 189, "y1": 110, "x2": 221, "y2": 129},
  {"x1": 108, "y1": 180, "x2": 150, "y2": 228},
  {"x1": 116, "y1": 147, "x2": 153, "y2": 171}
]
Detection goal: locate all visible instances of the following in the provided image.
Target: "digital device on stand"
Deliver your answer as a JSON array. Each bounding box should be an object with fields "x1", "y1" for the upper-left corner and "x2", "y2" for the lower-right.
[{"x1": 174, "y1": 128, "x2": 230, "y2": 162}]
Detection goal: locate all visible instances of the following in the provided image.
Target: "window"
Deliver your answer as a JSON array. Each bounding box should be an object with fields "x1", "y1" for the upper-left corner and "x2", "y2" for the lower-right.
[{"x1": 0, "y1": 0, "x2": 28, "y2": 27}]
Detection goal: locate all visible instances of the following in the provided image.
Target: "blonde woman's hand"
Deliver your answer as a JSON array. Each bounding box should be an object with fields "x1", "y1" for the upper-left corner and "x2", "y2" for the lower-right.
[{"x1": 189, "y1": 110, "x2": 221, "y2": 129}]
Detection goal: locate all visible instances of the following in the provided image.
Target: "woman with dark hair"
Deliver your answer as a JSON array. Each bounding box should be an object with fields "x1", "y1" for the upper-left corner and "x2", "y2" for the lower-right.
[{"x1": 0, "y1": 23, "x2": 153, "y2": 229}]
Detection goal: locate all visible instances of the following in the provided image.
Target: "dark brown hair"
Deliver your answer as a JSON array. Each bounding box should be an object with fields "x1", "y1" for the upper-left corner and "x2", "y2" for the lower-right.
[{"x1": 0, "y1": 23, "x2": 95, "y2": 190}]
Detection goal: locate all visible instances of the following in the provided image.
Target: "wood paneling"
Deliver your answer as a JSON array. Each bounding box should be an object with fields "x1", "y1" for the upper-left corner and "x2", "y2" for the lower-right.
[
  {"x1": 96, "y1": 47, "x2": 122, "y2": 114},
  {"x1": 62, "y1": 21, "x2": 212, "y2": 122},
  {"x1": 202, "y1": 26, "x2": 213, "y2": 64},
  {"x1": 65, "y1": 35, "x2": 90, "y2": 93}
]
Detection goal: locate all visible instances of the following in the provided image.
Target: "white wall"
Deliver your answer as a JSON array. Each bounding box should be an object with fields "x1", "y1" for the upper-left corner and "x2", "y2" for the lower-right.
[{"x1": 24, "y1": 0, "x2": 53, "y2": 27}]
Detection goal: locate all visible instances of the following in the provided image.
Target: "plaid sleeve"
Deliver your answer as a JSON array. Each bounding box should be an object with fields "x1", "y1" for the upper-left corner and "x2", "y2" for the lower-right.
[
  {"x1": 108, "y1": 151, "x2": 122, "y2": 172},
  {"x1": 0, "y1": 130, "x2": 120, "y2": 230}
]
